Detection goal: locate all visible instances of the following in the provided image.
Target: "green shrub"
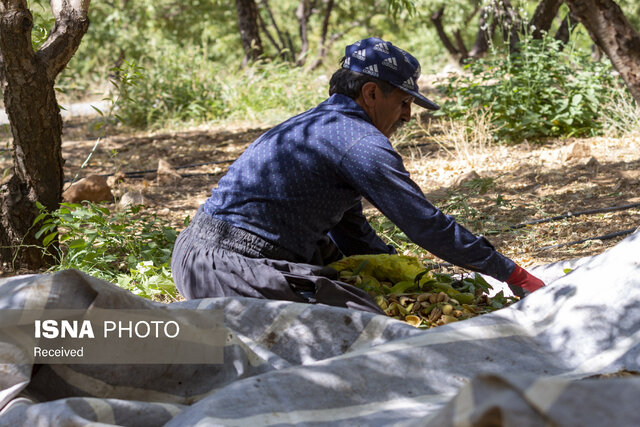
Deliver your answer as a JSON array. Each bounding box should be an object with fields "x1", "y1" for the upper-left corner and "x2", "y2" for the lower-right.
[
  {"x1": 112, "y1": 49, "x2": 225, "y2": 128},
  {"x1": 34, "y1": 202, "x2": 179, "y2": 300},
  {"x1": 112, "y1": 54, "x2": 328, "y2": 128},
  {"x1": 218, "y1": 59, "x2": 328, "y2": 124},
  {"x1": 437, "y1": 36, "x2": 623, "y2": 142}
]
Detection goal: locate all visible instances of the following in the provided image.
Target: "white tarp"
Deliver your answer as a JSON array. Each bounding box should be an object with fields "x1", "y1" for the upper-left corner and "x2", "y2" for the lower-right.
[{"x1": 0, "y1": 229, "x2": 639, "y2": 426}]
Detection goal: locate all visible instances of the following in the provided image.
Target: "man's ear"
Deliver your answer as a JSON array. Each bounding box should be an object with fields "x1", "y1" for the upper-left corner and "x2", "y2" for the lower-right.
[{"x1": 360, "y1": 82, "x2": 378, "y2": 107}]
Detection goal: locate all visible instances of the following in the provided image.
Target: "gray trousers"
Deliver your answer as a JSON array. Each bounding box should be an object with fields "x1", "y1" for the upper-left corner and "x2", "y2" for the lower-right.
[{"x1": 171, "y1": 208, "x2": 383, "y2": 314}]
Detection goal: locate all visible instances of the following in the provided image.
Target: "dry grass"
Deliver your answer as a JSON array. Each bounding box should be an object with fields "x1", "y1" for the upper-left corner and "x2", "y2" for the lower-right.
[
  {"x1": 425, "y1": 111, "x2": 495, "y2": 170},
  {"x1": 389, "y1": 116, "x2": 640, "y2": 271},
  {"x1": 601, "y1": 87, "x2": 640, "y2": 138}
]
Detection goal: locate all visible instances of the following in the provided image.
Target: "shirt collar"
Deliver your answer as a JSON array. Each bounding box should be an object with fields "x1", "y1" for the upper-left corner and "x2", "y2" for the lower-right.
[{"x1": 321, "y1": 94, "x2": 373, "y2": 124}]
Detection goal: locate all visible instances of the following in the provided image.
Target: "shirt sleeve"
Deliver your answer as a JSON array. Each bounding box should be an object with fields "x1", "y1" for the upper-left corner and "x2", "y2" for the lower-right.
[
  {"x1": 339, "y1": 134, "x2": 516, "y2": 281},
  {"x1": 328, "y1": 201, "x2": 396, "y2": 257}
]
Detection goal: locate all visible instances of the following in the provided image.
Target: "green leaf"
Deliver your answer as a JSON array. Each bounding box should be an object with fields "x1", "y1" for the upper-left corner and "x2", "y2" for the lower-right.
[
  {"x1": 32, "y1": 212, "x2": 48, "y2": 225},
  {"x1": 60, "y1": 202, "x2": 82, "y2": 209},
  {"x1": 91, "y1": 105, "x2": 105, "y2": 116},
  {"x1": 388, "y1": 280, "x2": 418, "y2": 294},
  {"x1": 35, "y1": 223, "x2": 55, "y2": 239},
  {"x1": 42, "y1": 231, "x2": 58, "y2": 246},
  {"x1": 572, "y1": 94, "x2": 583, "y2": 106},
  {"x1": 352, "y1": 259, "x2": 369, "y2": 276},
  {"x1": 67, "y1": 239, "x2": 87, "y2": 249}
]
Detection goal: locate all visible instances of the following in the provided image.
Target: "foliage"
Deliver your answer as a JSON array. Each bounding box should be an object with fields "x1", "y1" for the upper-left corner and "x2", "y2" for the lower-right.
[
  {"x1": 617, "y1": 0, "x2": 640, "y2": 29},
  {"x1": 90, "y1": 0, "x2": 433, "y2": 128},
  {"x1": 29, "y1": 0, "x2": 54, "y2": 51},
  {"x1": 110, "y1": 50, "x2": 225, "y2": 128},
  {"x1": 109, "y1": 52, "x2": 329, "y2": 128},
  {"x1": 55, "y1": 0, "x2": 634, "y2": 132},
  {"x1": 34, "y1": 202, "x2": 179, "y2": 300},
  {"x1": 49, "y1": 0, "x2": 450, "y2": 118},
  {"x1": 437, "y1": 36, "x2": 624, "y2": 142},
  {"x1": 62, "y1": 0, "x2": 237, "y2": 90},
  {"x1": 328, "y1": 253, "x2": 518, "y2": 328},
  {"x1": 218, "y1": 59, "x2": 328, "y2": 123},
  {"x1": 440, "y1": 177, "x2": 500, "y2": 224},
  {"x1": 23, "y1": 0, "x2": 640, "y2": 127},
  {"x1": 386, "y1": 0, "x2": 417, "y2": 18}
]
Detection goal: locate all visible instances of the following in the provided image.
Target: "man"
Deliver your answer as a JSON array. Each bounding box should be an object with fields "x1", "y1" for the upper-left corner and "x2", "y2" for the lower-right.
[{"x1": 171, "y1": 37, "x2": 545, "y2": 314}]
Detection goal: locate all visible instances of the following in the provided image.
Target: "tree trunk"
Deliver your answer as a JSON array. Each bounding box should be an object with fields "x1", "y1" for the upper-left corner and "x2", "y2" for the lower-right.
[
  {"x1": 468, "y1": 1, "x2": 521, "y2": 58},
  {"x1": 309, "y1": 0, "x2": 334, "y2": 70},
  {"x1": 554, "y1": 10, "x2": 579, "y2": 45},
  {"x1": 0, "y1": 0, "x2": 90, "y2": 269},
  {"x1": 284, "y1": 29, "x2": 296, "y2": 61},
  {"x1": 431, "y1": 7, "x2": 462, "y2": 59},
  {"x1": 469, "y1": 6, "x2": 495, "y2": 58},
  {"x1": 236, "y1": 0, "x2": 263, "y2": 66},
  {"x1": 295, "y1": 0, "x2": 312, "y2": 65},
  {"x1": 257, "y1": 12, "x2": 282, "y2": 55},
  {"x1": 529, "y1": 0, "x2": 564, "y2": 39},
  {"x1": 565, "y1": 0, "x2": 640, "y2": 103},
  {"x1": 260, "y1": 0, "x2": 293, "y2": 61},
  {"x1": 498, "y1": 0, "x2": 522, "y2": 53},
  {"x1": 453, "y1": 30, "x2": 469, "y2": 59}
]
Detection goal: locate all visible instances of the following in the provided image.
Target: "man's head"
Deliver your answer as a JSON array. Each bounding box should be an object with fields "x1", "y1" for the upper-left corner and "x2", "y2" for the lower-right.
[{"x1": 329, "y1": 37, "x2": 439, "y2": 137}]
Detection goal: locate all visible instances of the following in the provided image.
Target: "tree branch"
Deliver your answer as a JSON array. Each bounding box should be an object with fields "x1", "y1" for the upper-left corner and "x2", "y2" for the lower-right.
[
  {"x1": 529, "y1": 0, "x2": 564, "y2": 39},
  {"x1": 257, "y1": 12, "x2": 282, "y2": 56},
  {"x1": 493, "y1": 0, "x2": 521, "y2": 53},
  {"x1": 469, "y1": 6, "x2": 495, "y2": 58},
  {"x1": 0, "y1": 0, "x2": 29, "y2": 14},
  {"x1": 0, "y1": 3, "x2": 36, "y2": 76},
  {"x1": 284, "y1": 29, "x2": 296, "y2": 62},
  {"x1": 37, "y1": 0, "x2": 91, "y2": 81},
  {"x1": 309, "y1": 23, "x2": 364, "y2": 70},
  {"x1": 0, "y1": 51, "x2": 4, "y2": 85},
  {"x1": 308, "y1": 0, "x2": 334, "y2": 70},
  {"x1": 260, "y1": 0, "x2": 291, "y2": 61},
  {"x1": 453, "y1": 30, "x2": 469, "y2": 59},
  {"x1": 430, "y1": 7, "x2": 460, "y2": 58},
  {"x1": 296, "y1": 0, "x2": 311, "y2": 65},
  {"x1": 236, "y1": 0, "x2": 263, "y2": 65},
  {"x1": 554, "y1": 10, "x2": 579, "y2": 45}
]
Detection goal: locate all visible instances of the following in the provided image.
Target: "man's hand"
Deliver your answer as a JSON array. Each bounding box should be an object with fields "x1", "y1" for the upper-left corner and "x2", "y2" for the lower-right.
[{"x1": 506, "y1": 265, "x2": 545, "y2": 293}]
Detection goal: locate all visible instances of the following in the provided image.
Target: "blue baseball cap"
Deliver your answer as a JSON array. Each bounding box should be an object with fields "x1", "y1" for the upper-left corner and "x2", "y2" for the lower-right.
[{"x1": 343, "y1": 37, "x2": 440, "y2": 110}]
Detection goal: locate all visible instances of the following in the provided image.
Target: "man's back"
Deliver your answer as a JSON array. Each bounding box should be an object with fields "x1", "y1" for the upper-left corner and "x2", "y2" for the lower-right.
[{"x1": 205, "y1": 94, "x2": 385, "y2": 261}]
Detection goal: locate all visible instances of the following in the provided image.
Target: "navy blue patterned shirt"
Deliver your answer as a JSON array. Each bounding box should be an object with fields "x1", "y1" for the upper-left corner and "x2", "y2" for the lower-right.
[{"x1": 204, "y1": 94, "x2": 515, "y2": 281}]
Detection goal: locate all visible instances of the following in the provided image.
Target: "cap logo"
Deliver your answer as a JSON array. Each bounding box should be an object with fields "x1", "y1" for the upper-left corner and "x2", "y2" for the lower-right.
[
  {"x1": 362, "y1": 64, "x2": 379, "y2": 77},
  {"x1": 373, "y1": 43, "x2": 390, "y2": 54},
  {"x1": 343, "y1": 57, "x2": 351, "y2": 68},
  {"x1": 353, "y1": 49, "x2": 367, "y2": 61},
  {"x1": 382, "y1": 57, "x2": 398, "y2": 70},
  {"x1": 401, "y1": 77, "x2": 415, "y2": 90}
]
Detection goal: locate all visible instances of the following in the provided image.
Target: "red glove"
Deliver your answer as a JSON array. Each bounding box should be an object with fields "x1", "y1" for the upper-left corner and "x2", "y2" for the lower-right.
[{"x1": 506, "y1": 265, "x2": 545, "y2": 293}]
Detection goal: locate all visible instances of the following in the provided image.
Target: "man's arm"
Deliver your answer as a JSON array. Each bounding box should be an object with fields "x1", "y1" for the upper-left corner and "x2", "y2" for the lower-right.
[
  {"x1": 328, "y1": 201, "x2": 396, "y2": 257},
  {"x1": 339, "y1": 135, "x2": 540, "y2": 287}
]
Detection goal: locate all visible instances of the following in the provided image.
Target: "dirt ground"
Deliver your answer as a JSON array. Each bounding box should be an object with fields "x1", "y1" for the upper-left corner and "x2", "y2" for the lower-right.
[{"x1": 1, "y1": 112, "x2": 639, "y2": 275}]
